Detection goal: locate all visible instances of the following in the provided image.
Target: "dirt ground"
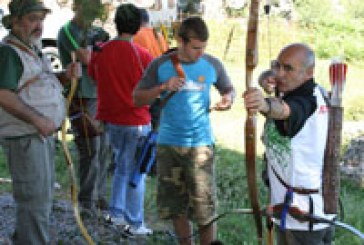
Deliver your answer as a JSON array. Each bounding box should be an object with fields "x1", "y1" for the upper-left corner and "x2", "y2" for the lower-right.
[{"x1": 0, "y1": 193, "x2": 176, "y2": 245}]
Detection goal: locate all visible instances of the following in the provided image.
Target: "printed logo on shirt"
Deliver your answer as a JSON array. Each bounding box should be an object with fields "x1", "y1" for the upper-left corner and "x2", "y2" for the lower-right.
[
  {"x1": 198, "y1": 75, "x2": 205, "y2": 83},
  {"x1": 181, "y1": 79, "x2": 205, "y2": 91}
]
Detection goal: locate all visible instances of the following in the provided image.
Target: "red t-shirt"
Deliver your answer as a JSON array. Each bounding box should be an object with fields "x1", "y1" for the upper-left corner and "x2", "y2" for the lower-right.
[{"x1": 88, "y1": 40, "x2": 153, "y2": 125}]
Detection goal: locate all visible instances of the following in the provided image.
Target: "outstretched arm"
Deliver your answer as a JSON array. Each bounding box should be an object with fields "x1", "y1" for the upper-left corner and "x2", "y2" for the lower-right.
[{"x1": 243, "y1": 88, "x2": 290, "y2": 120}]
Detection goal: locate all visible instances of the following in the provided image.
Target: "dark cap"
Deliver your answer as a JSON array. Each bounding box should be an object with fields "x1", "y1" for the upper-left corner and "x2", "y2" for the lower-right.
[{"x1": 2, "y1": 0, "x2": 51, "y2": 29}]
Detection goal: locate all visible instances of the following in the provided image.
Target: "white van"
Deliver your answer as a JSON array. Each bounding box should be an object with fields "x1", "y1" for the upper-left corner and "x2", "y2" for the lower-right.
[{"x1": 0, "y1": 8, "x2": 7, "y2": 40}]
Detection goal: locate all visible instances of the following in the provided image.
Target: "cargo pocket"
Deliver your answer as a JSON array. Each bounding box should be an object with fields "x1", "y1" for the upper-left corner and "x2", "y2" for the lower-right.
[{"x1": 8, "y1": 137, "x2": 46, "y2": 203}]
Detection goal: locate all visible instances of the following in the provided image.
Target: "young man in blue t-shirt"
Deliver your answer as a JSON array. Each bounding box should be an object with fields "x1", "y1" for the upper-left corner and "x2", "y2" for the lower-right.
[{"x1": 133, "y1": 16, "x2": 235, "y2": 245}]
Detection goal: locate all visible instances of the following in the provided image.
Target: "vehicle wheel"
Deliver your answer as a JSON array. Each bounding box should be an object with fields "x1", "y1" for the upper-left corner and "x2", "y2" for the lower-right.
[{"x1": 42, "y1": 46, "x2": 63, "y2": 73}]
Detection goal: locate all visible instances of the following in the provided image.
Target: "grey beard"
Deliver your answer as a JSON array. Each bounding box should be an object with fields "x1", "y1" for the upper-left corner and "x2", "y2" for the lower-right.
[{"x1": 30, "y1": 37, "x2": 43, "y2": 50}]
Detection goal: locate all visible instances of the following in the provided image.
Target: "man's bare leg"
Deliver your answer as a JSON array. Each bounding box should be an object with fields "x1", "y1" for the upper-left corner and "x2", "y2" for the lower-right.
[
  {"x1": 199, "y1": 222, "x2": 216, "y2": 245},
  {"x1": 173, "y1": 215, "x2": 193, "y2": 245}
]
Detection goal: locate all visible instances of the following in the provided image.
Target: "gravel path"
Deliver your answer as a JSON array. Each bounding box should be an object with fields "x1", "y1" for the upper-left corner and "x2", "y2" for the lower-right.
[{"x1": 0, "y1": 193, "x2": 175, "y2": 245}]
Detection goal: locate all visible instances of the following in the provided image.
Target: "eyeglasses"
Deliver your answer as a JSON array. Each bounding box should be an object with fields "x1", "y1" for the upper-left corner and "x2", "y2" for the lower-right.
[{"x1": 271, "y1": 60, "x2": 295, "y2": 72}]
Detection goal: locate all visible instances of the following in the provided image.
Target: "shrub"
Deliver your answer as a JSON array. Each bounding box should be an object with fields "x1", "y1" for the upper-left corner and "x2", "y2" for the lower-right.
[{"x1": 294, "y1": 0, "x2": 364, "y2": 63}]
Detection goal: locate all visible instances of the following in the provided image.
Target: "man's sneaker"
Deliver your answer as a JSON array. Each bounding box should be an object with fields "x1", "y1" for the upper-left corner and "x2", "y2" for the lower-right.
[
  {"x1": 104, "y1": 214, "x2": 128, "y2": 226},
  {"x1": 53, "y1": 182, "x2": 61, "y2": 190},
  {"x1": 124, "y1": 225, "x2": 153, "y2": 236}
]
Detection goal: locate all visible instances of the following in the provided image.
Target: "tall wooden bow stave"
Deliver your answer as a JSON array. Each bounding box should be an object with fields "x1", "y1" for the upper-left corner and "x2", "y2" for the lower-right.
[
  {"x1": 245, "y1": 0, "x2": 263, "y2": 244},
  {"x1": 61, "y1": 52, "x2": 95, "y2": 245}
]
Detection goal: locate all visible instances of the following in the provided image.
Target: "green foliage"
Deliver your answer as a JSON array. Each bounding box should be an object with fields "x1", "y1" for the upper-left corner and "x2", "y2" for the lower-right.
[
  {"x1": 342, "y1": 0, "x2": 364, "y2": 18},
  {"x1": 225, "y1": 7, "x2": 248, "y2": 18},
  {"x1": 294, "y1": 0, "x2": 364, "y2": 62},
  {"x1": 74, "y1": 0, "x2": 109, "y2": 26},
  {"x1": 215, "y1": 147, "x2": 249, "y2": 209},
  {"x1": 345, "y1": 95, "x2": 364, "y2": 121},
  {"x1": 335, "y1": 178, "x2": 364, "y2": 244},
  {"x1": 294, "y1": 0, "x2": 332, "y2": 28},
  {"x1": 215, "y1": 146, "x2": 269, "y2": 244}
]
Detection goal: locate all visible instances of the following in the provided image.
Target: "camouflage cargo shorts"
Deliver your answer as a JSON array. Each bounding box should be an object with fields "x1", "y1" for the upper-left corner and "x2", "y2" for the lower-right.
[{"x1": 156, "y1": 145, "x2": 217, "y2": 226}]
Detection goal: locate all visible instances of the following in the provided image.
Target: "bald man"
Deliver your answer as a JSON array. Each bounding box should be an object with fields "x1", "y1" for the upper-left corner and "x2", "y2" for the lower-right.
[{"x1": 244, "y1": 43, "x2": 334, "y2": 245}]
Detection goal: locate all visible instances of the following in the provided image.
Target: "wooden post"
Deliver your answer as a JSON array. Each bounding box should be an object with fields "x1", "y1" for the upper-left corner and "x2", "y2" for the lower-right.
[{"x1": 323, "y1": 106, "x2": 343, "y2": 214}]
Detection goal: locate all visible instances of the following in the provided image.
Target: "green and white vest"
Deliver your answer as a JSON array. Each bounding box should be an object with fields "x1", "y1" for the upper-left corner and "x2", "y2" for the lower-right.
[{"x1": 263, "y1": 86, "x2": 331, "y2": 230}]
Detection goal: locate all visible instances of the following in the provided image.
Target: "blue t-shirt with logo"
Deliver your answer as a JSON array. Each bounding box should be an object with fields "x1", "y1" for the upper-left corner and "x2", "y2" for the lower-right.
[{"x1": 137, "y1": 51, "x2": 233, "y2": 147}]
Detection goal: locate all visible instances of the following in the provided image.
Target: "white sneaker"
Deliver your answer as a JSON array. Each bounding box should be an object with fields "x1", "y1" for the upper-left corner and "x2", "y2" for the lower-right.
[
  {"x1": 53, "y1": 182, "x2": 61, "y2": 190},
  {"x1": 125, "y1": 225, "x2": 153, "y2": 236},
  {"x1": 104, "y1": 214, "x2": 128, "y2": 226}
]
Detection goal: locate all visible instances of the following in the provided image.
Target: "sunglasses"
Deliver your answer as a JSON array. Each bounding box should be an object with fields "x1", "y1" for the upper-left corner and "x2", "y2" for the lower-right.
[{"x1": 271, "y1": 60, "x2": 295, "y2": 72}]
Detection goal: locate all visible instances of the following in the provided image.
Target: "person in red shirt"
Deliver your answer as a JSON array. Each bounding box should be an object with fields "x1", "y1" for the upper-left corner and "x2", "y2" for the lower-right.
[
  {"x1": 133, "y1": 8, "x2": 169, "y2": 58},
  {"x1": 88, "y1": 3, "x2": 153, "y2": 236}
]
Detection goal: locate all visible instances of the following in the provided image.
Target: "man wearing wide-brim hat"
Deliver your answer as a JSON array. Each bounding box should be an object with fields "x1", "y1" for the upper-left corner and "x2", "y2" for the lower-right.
[
  {"x1": 2, "y1": 0, "x2": 50, "y2": 31},
  {"x1": 0, "y1": 0, "x2": 79, "y2": 244}
]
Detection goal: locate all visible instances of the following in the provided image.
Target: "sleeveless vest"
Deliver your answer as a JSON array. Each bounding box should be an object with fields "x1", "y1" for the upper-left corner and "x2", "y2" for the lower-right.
[
  {"x1": 0, "y1": 36, "x2": 65, "y2": 137},
  {"x1": 263, "y1": 86, "x2": 330, "y2": 230}
]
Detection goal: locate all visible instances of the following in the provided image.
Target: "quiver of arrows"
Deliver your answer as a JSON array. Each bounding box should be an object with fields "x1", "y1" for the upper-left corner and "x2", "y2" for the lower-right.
[{"x1": 323, "y1": 61, "x2": 347, "y2": 214}]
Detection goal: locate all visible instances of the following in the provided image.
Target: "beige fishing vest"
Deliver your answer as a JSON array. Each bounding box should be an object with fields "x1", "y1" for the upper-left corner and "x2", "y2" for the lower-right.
[{"x1": 0, "y1": 37, "x2": 66, "y2": 137}]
